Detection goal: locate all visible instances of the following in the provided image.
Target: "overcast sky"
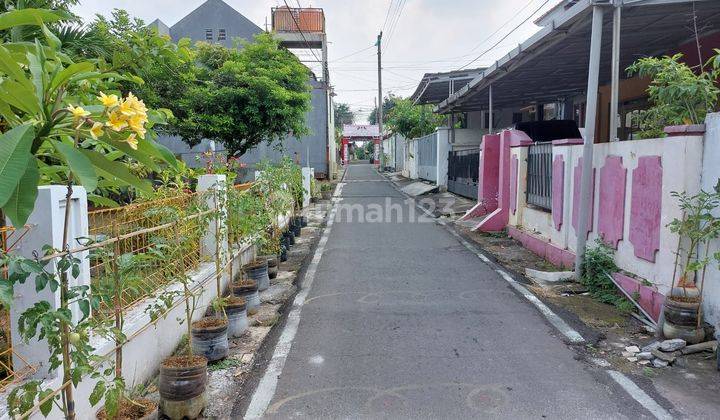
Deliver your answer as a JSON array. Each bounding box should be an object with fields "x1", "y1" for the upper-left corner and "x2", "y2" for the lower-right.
[{"x1": 72, "y1": 0, "x2": 561, "y2": 123}]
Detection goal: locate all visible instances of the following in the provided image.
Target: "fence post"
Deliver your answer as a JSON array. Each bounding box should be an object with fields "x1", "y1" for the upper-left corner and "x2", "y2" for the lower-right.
[
  {"x1": 7, "y1": 186, "x2": 90, "y2": 378},
  {"x1": 436, "y1": 128, "x2": 451, "y2": 190},
  {"x1": 197, "y1": 174, "x2": 228, "y2": 269}
]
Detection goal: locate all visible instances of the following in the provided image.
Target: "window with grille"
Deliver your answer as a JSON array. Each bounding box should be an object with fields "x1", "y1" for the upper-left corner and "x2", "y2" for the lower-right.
[
  {"x1": 218, "y1": 29, "x2": 226, "y2": 41},
  {"x1": 526, "y1": 142, "x2": 553, "y2": 211},
  {"x1": 205, "y1": 29, "x2": 213, "y2": 40}
]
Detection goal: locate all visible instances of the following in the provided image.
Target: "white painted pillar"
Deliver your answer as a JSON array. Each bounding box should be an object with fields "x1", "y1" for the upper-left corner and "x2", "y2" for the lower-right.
[
  {"x1": 575, "y1": 5, "x2": 605, "y2": 278},
  {"x1": 301, "y1": 167, "x2": 313, "y2": 208},
  {"x1": 609, "y1": 3, "x2": 622, "y2": 142},
  {"x1": 488, "y1": 84, "x2": 494, "y2": 134},
  {"x1": 436, "y1": 128, "x2": 451, "y2": 188},
  {"x1": 197, "y1": 174, "x2": 228, "y2": 262},
  {"x1": 7, "y1": 186, "x2": 90, "y2": 378}
]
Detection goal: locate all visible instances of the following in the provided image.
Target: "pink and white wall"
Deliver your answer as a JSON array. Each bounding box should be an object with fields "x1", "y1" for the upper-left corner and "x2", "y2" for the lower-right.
[{"x1": 467, "y1": 113, "x2": 720, "y2": 326}]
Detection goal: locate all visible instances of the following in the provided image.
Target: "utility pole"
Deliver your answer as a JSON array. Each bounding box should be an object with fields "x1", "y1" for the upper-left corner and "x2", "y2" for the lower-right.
[{"x1": 376, "y1": 31, "x2": 383, "y2": 167}]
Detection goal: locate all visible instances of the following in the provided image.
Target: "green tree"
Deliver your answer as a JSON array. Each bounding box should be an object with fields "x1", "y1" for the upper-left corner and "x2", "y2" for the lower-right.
[
  {"x1": 334, "y1": 102, "x2": 354, "y2": 129},
  {"x1": 385, "y1": 98, "x2": 445, "y2": 139},
  {"x1": 368, "y1": 94, "x2": 399, "y2": 125},
  {"x1": 171, "y1": 33, "x2": 311, "y2": 156}
]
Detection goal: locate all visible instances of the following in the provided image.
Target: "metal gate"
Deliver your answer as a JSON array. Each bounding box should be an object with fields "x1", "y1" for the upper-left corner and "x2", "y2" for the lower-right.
[
  {"x1": 447, "y1": 149, "x2": 479, "y2": 199},
  {"x1": 417, "y1": 132, "x2": 437, "y2": 182},
  {"x1": 394, "y1": 136, "x2": 405, "y2": 172}
]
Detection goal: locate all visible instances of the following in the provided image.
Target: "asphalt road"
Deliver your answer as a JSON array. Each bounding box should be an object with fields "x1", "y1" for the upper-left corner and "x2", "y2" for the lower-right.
[{"x1": 248, "y1": 163, "x2": 653, "y2": 419}]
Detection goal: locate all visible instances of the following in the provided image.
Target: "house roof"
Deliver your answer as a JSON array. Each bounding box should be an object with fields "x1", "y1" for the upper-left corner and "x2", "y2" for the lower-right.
[
  {"x1": 343, "y1": 124, "x2": 379, "y2": 138},
  {"x1": 167, "y1": 0, "x2": 262, "y2": 48},
  {"x1": 409, "y1": 68, "x2": 486, "y2": 105},
  {"x1": 436, "y1": 0, "x2": 720, "y2": 113}
]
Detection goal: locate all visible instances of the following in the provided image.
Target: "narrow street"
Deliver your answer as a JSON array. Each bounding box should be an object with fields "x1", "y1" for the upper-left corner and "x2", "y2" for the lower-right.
[{"x1": 242, "y1": 163, "x2": 655, "y2": 419}]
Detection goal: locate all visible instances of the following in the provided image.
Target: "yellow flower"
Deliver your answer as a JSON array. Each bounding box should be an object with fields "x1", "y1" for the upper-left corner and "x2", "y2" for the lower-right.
[
  {"x1": 106, "y1": 110, "x2": 128, "y2": 132},
  {"x1": 128, "y1": 115, "x2": 147, "y2": 139},
  {"x1": 97, "y1": 92, "x2": 119, "y2": 108},
  {"x1": 67, "y1": 105, "x2": 90, "y2": 120},
  {"x1": 117, "y1": 98, "x2": 135, "y2": 117},
  {"x1": 126, "y1": 133, "x2": 138, "y2": 150},
  {"x1": 89, "y1": 122, "x2": 104, "y2": 140}
]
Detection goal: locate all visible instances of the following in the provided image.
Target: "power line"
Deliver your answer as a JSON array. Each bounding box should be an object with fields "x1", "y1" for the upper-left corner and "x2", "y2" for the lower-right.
[
  {"x1": 383, "y1": 0, "x2": 407, "y2": 53},
  {"x1": 282, "y1": 0, "x2": 322, "y2": 64},
  {"x1": 330, "y1": 44, "x2": 376, "y2": 63},
  {"x1": 459, "y1": 0, "x2": 551, "y2": 70},
  {"x1": 380, "y1": 0, "x2": 396, "y2": 33}
]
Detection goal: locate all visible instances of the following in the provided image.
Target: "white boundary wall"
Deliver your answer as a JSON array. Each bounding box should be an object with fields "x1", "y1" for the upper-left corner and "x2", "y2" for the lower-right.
[{"x1": 1, "y1": 174, "x2": 291, "y2": 419}]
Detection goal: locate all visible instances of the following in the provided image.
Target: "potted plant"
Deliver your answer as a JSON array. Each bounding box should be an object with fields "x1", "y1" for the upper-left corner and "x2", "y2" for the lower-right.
[
  {"x1": 152, "y1": 224, "x2": 210, "y2": 419},
  {"x1": 232, "y1": 276, "x2": 260, "y2": 315},
  {"x1": 259, "y1": 232, "x2": 281, "y2": 280},
  {"x1": 663, "y1": 189, "x2": 720, "y2": 343},
  {"x1": 627, "y1": 51, "x2": 720, "y2": 139},
  {"x1": 218, "y1": 296, "x2": 248, "y2": 338},
  {"x1": 320, "y1": 183, "x2": 334, "y2": 200},
  {"x1": 92, "y1": 244, "x2": 159, "y2": 419},
  {"x1": 245, "y1": 259, "x2": 270, "y2": 291}
]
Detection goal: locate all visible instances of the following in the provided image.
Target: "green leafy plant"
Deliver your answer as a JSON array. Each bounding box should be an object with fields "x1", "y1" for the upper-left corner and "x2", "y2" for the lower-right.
[
  {"x1": 0, "y1": 8, "x2": 176, "y2": 226},
  {"x1": 5, "y1": 247, "x2": 99, "y2": 419},
  {"x1": 580, "y1": 240, "x2": 632, "y2": 312},
  {"x1": 668, "y1": 188, "x2": 720, "y2": 298},
  {"x1": 627, "y1": 51, "x2": 720, "y2": 137}
]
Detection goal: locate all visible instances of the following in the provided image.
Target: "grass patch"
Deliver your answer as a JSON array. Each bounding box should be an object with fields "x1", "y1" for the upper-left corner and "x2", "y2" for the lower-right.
[
  {"x1": 208, "y1": 357, "x2": 243, "y2": 372},
  {"x1": 580, "y1": 240, "x2": 634, "y2": 314}
]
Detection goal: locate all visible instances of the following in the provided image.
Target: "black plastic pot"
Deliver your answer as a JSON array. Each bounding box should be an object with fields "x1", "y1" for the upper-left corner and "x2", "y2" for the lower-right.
[
  {"x1": 285, "y1": 230, "x2": 295, "y2": 245},
  {"x1": 663, "y1": 298, "x2": 700, "y2": 327},
  {"x1": 233, "y1": 280, "x2": 260, "y2": 314},
  {"x1": 159, "y1": 356, "x2": 208, "y2": 420},
  {"x1": 300, "y1": 216, "x2": 308, "y2": 227},
  {"x1": 226, "y1": 299, "x2": 248, "y2": 338},
  {"x1": 280, "y1": 246, "x2": 288, "y2": 262},
  {"x1": 262, "y1": 255, "x2": 279, "y2": 279},
  {"x1": 191, "y1": 318, "x2": 229, "y2": 362},
  {"x1": 246, "y1": 260, "x2": 270, "y2": 291}
]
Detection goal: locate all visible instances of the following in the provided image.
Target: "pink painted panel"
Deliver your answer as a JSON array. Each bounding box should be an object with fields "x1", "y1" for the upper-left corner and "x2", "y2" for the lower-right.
[
  {"x1": 552, "y1": 155, "x2": 564, "y2": 231},
  {"x1": 477, "y1": 131, "x2": 513, "y2": 232},
  {"x1": 571, "y1": 158, "x2": 595, "y2": 238},
  {"x1": 510, "y1": 155, "x2": 518, "y2": 215},
  {"x1": 613, "y1": 272, "x2": 665, "y2": 321},
  {"x1": 598, "y1": 156, "x2": 626, "y2": 248},
  {"x1": 629, "y1": 156, "x2": 662, "y2": 262}
]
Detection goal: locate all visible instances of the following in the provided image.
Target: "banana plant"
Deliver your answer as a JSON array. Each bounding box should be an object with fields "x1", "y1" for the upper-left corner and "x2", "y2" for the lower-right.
[{"x1": 0, "y1": 7, "x2": 177, "y2": 228}]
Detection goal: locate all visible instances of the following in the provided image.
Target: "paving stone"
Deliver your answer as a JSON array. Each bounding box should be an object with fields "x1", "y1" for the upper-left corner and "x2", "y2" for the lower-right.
[
  {"x1": 624, "y1": 345, "x2": 640, "y2": 353},
  {"x1": 641, "y1": 341, "x2": 662, "y2": 352},
  {"x1": 659, "y1": 338, "x2": 687, "y2": 352},
  {"x1": 652, "y1": 358, "x2": 669, "y2": 368},
  {"x1": 651, "y1": 348, "x2": 676, "y2": 363},
  {"x1": 637, "y1": 351, "x2": 654, "y2": 360}
]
